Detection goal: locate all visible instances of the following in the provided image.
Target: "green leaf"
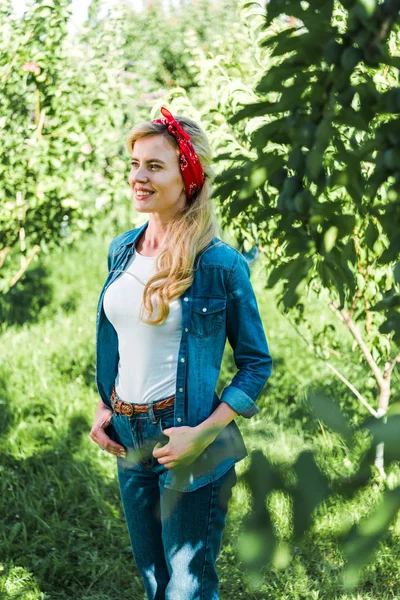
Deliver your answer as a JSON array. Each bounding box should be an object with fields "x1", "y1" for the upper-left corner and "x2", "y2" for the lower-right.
[
  {"x1": 380, "y1": 233, "x2": 400, "y2": 264},
  {"x1": 248, "y1": 166, "x2": 268, "y2": 190},
  {"x1": 280, "y1": 258, "x2": 313, "y2": 309},
  {"x1": 323, "y1": 38, "x2": 343, "y2": 66},
  {"x1": 265, "y1": 0, "x2": 305, "y2": 26},
  {"x1": 270, "y1": 27, "x2": 306, "y2": 58},
  {"x1": 267, "y1": 258, "x2": 302, "y2": 288},
  {"x1": 306, "y1": 148, "x2": 323, "y2": 180},
  {"x1": 236, "y1": 165, "x2": 268, "y2": 202},
  {"x1": 385, "y1": 56, "x2": 400, "y2": 70},
  {"x1": 292, "y1": 451, "x2": 329, "y2": 540},
  {"x1": 394, "y1": 262, "x2": 400, "y2": 284},
  {"x1": 379, "y1": 312, "x2": 400, "y2": 338},
  {"x1": 370, "y1": 295, "x2": 400, "y2": 311},
  {"x1": 324, "y1": 226, "x2": 338, "y2": 253},
  {"x1": 293, "y1": 190, "x2": 312, "y2": 214},
  {"x1": 251, "y1": 119, "x2": 291, "y2": 146},
  {"x1": 343, "y1": 488, "x2": 400, "y2": 589},
  {"x1": 366, "y1": 415, "x2": 400, "y2": 463},
  {"x1": 269, "y1": 166, "x2": 287, "y2": 188},
  {"x1": 230, "y1": 101, "x2": 274, "y2": 125},
  {"x1": 214, "y1": 166, "x2": 245, "y2": 185},
  {"x1": 213, "y1": 152, "x2": 249, "y2": 163},
  {"x1": 318, "y1": 253, "x2": 355, "y2": 306},
  {"x1": 364, "y1": 221, "x2": 379, "y2": 250},
  {"x1": 340, "y1": 46, "x2": 363, "y2": 72},
  {"x1": 307, "y1": 389, "x2": 354, "y2": 443},
  {"x1": 288, "y1": 146, "x2": 305, "y2": 172},
  {"x1": 336, "y1": 107, "x2": 370, "y2": 131},
  {"x1": 238, "y1": 450, "x2": 281, "y2": 573},
  {"x1": 256, "y1": 65, "x2": 300, "y2": 93},
  {"x1": 358, "y1": 0, "x2": 377, "y2": 17},
  {"x1": 242, "y1": 1, "x2": 263, "y2": 8},
  {"x1": 212, "y1": 179, "x2": 241, "y2": 203},
  {"x1": 264, "y1": 154, "x2": 287, "y2": 179}
]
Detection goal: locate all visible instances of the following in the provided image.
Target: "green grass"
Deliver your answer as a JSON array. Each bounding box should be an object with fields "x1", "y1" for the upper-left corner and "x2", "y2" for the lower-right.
[{"x1": 1, "y1": 219, "x2": 399, "y2": 599}]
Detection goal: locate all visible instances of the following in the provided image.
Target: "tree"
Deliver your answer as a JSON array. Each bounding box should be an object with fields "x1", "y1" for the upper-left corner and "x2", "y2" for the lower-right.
[
  {"x1": 0, "y1": 0, "x2": 129, "y2": 293},
  {"x1": 203, "y1": 0, "x2": 400, "y2": 587},
  {"x1": 213, "y1": 0, "x2": 400, "y2": 474}
]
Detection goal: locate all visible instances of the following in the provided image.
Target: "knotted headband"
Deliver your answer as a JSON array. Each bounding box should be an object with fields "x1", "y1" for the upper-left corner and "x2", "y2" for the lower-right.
[{"x1": 152, "y1": 106, "x2": 205, "y2": 200}]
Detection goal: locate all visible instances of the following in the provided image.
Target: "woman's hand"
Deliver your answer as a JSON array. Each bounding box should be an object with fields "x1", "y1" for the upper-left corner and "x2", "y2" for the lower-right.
[
  {"x1": 152, "y1": 425, "x2": 215, "y2": 469},
  {"x1": 89, "y1": 400, "x2": 126, "y2": 457}
]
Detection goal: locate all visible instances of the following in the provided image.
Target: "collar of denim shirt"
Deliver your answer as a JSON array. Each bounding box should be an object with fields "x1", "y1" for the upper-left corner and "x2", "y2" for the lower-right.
[{"x1": 116, "y1": 220, "x2": 219, "y2": 267}]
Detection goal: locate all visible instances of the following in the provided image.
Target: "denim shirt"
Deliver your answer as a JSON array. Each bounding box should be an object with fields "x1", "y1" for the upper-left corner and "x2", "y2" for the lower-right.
[{"x1": 95, "y1": 220, "x2": 272, "y2": 492}]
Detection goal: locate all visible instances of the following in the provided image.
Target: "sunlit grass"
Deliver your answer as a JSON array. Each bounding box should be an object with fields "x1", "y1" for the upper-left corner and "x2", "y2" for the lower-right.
[{"x1": 1, "y1": 221, "x2": 399, "y2": 599}]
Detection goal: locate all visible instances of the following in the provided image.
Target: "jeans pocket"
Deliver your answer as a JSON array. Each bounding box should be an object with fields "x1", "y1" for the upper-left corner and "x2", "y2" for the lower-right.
[
  {"x1": 158, "y1": 407, "x2": 175, "y2": 434},
  {"x1": 105, "y1": 413, "x2": 124, "y2": 445}
]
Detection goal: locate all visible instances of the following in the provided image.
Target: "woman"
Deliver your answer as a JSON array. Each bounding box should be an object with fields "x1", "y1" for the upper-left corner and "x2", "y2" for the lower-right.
[{"x1": 90, "y1": 106, "x2": 272, "y2": 600}]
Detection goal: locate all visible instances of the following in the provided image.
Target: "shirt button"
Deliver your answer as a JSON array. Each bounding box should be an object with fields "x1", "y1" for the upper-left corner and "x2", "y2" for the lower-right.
[
  {"x1": 177, "y1": 417, "x2": 182, "y2": 423},
  {"x1": 185, "y1": 328, "x2": 188, "y2": 332},
  {"x1": 202, "y1": 307, "x2": 207, "y2": 312},
  {"x1": 184, "y1": 297, "x2": 188, "y2": 301},
  {"x1": 178, "y1": 387, "x2": 183, "y2": 393},
  {"x1": 97, "y1": 311, "x2": 100, "y2": 316},
  {"x1": 180, "y1": 358, "x2": 185, "y2": 363}
]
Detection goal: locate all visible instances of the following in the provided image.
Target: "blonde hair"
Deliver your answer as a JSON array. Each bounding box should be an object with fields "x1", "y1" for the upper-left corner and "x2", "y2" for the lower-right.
[{"x1": 126, "y1": 112, "x2": 219, "y2": 326}]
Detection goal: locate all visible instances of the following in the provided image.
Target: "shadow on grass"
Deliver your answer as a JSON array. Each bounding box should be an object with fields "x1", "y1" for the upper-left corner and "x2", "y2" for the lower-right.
[
  {"x1": 49, "y1": 351, "x2": 97, "y2": 390},
  {"x1": 0, "y1": 370, "x2": 16, "y2": 438},
  {"x1": 257, "y1": 352, "x2": 376, "y2": 437},
  {"x1": 0, "y1": 398, "x2": 255, "y2": 600},
  {"x1": 0, "y1": 413, "x2": 144, "y2": 600},
  {"x1": 0, "y1": 263, "x2": 53, "y2": 327}
]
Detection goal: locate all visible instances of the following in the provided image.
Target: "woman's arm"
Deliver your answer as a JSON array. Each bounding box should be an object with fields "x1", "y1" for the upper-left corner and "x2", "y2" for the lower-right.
[
  {"x1": 153, "y1": 253, "x2": 272, "y2": 469},
  {"x1": 194, "y1": 401, "x2": 238, "y2": 443},
  {"x1": 219, "y1": 251, "x2": 273, "y2": 418}
]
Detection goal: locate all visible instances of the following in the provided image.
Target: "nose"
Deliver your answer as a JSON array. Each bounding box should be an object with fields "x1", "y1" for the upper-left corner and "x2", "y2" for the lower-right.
[{"x1": 132, "y1": 164, "x2": 149, "y2": 183}]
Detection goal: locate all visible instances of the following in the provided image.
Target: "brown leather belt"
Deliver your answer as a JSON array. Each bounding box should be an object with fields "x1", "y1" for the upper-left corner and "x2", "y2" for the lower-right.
[{"x1": 110, "y1": 385, "x2": 175, "y2": 417}]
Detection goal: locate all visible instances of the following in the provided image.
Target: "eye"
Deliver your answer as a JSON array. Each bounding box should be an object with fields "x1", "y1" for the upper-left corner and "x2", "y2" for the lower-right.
[{"x1": 130, "y1": 162, "x2": 161, "y2": 170}]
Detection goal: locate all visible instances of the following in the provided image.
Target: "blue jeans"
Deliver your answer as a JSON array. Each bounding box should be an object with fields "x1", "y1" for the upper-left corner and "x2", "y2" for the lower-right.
[{"x1": 107, "y1": 395, "x2": 237, "y2": 600}]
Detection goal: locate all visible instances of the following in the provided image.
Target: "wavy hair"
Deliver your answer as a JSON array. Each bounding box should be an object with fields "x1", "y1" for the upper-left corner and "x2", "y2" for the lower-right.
[{"x1": 126, "y1": 112, "x2": 219, "y2": 326}]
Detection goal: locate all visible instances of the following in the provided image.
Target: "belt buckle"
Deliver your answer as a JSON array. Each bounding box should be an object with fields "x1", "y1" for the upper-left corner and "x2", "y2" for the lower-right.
[{"x1": 120, "y1": 401, "x2": 134, "y2": 417}]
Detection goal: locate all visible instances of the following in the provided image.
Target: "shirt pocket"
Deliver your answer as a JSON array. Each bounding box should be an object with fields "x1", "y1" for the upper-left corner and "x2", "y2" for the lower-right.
[{"x1": 188, "y1": 296, "x2": 227, "y2": 338}]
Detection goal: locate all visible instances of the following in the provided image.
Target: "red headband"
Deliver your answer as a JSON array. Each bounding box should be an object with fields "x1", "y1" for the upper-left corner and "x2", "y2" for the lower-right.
[{"x1": 152, "y1": 106, "x2": 205, "y2": 200}]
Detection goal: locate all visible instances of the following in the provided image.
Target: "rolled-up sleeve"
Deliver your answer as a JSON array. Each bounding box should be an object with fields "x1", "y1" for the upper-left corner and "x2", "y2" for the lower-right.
[{"x1": 220, "y1": 252, "x2": 272, "y2": 418}]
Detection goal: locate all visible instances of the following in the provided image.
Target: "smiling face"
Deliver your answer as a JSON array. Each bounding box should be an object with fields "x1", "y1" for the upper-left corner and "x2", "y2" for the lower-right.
[{"x1": 128, "y1": 134, "x2": 187, "y2": 216}]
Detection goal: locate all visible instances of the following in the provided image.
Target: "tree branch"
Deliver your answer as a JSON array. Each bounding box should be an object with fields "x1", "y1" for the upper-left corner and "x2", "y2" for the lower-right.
[
  {"x1": 280, "y1": 310, "x2": 379, "y2": 418},
  {"x1": 9, "y1": 245, "x2": 41, "y2": 288},
  {"x1": 0, "y1": 247, "x2": 11, "y2": 269},
  {"x1": 385, "y1": 353, "x2": 400, "y2": 379},
  {"x1": 325, "y1": 361, "x2": 379, "y2": 419},
  {"x1": 348, "y1": 288, "x2": 362, "y2": 319},
  {"x1": 328, "y1": 299, "x2": 385, "y2": 389}
]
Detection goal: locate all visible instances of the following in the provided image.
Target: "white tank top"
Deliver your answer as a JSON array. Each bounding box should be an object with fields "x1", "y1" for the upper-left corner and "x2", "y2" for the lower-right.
[{"x1": 103, "y1": 251, "x2": 182, "y2": 404}]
